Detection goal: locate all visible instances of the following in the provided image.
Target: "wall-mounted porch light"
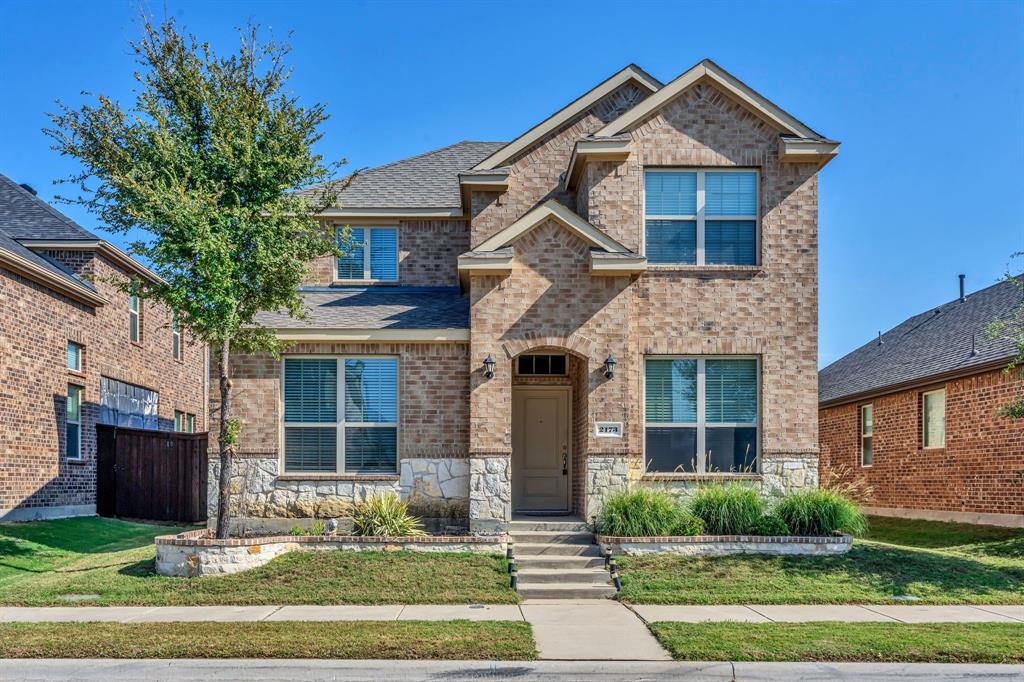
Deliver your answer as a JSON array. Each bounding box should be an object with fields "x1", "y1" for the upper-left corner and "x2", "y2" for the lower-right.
[
  {"x1": 603, "y1": 355, "x2": 617, "y2": 380},
  {"x1": 483, "y1": 354, "x2": 496, "y2": 379}
]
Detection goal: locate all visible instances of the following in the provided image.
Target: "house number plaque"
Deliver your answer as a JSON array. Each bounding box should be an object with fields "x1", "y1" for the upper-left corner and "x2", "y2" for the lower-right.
[{"x1": 595, "y1": 421, "x2": 623, "y2": 438}]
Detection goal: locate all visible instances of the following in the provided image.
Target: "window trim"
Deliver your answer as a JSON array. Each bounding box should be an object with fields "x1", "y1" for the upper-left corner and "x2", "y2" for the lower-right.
[
  {"x1": 67, "y1": 341, "x2": 83, "y2": 372},
  {"x1": 334, "y1": 226, "x2": 400, "y2": 283},
  {"x1": 66, "y1": 384, "x2": 82, "y2": 460},
  {"x1": 129, "y1": 292, "x2": 141, "y2": 343},
  {"x1": 515, "y1": 353, "x2": 569, "y2": 376},
  {"x1": 860, "y1": 403, "x2": 873, "y2": 467},
  {"x1": 280, "y1": 355, "x2": 400, "y2": 475},
  {"x1": 642, "y1": 168, "x2": 760, "y2": 266},
  {"x1": 642, "y1": 354, "x2": 761, "y2": 474},
  {"x1": 921, "y1": 387, "x2": 946, "y2": 449},
  {"x1": 171, "y1": 313, "x2": 182, "y2": 361}
]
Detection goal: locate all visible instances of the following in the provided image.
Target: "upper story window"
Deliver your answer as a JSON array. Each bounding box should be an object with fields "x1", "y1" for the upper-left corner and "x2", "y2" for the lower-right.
[
  {"x1": 283, "y1": 356, "x2": 399, "y2": 474},
  {"x1": 644, "y1": 357, "x2": 759, "y2": 474},
  {"x1": 129, "y1": 292, "x2": 141, "y2": 342},
  {"x1": 174, "y1": 410, "x2": 196, "y2": 433},
  {"x1": 861, "y1": 404, "x2": 873, "y2": 466},
  {"x1": 922, "y1": 388, "x2": 946, "y2": 448},
  {"x1": 99, "y1": 377, "x2": 159, "y2": 430},
  {"x1": 336, "y1": 227, "x2": 398, "y2": 282},
  {"x1": 172, "y1": 313, "x2": 182, "y2": 361},
  {"x1": 66, "y1": 384, "x2": 82, "y2": 460},
  {"x1": 644, "y1": 169, "x2": 758, "y2": 266},
  {"x1": 67, "y1": 341, "x2": 83, "y2": 372}
]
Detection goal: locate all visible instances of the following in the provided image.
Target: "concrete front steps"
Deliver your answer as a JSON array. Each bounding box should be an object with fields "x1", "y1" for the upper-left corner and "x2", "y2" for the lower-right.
[{"x1": 510, "y1": 519, "x2": 616, "y2": 599}]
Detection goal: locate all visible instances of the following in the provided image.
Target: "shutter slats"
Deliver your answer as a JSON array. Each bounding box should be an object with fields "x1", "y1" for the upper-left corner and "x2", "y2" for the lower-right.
[
  {"x1": 369, "y1": 228, "x2": 398, "y2": 281},
  {"x1": 284, "y1": 359, "x2": 338, "y2": 423},
  {"x1": 344, "y1": 427, "x2": 397, "y2": 472},
  {"x1": 345, "y1": 358, "x2": 397, "y2": 422},
  {"x1": 645, "y1": 220, "x2": 697, "y2": 264},
  {"x1": 337, "y1": 227, "x2": 365, "y2": 279},
  {"x1": 705, "y1": 220, "x2": 756, "y2": 265},
  {"x1": 645, "y1": 359, "x2": 697, "y2": 422},
  {"x1": 645, "y1": 171, "x2": 697, "y2": 215},
  {"x1": 705, "y1": 359, "x2": 757, "y2": 423},
  {"x1": 705, "y1": 172, "x2": 757, "y2": 216},
  {"x1": 284, "y1": 427, "x2": 336, "y2": 472}
]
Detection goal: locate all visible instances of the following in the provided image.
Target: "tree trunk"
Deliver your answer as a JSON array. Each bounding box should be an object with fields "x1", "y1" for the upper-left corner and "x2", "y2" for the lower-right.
[{"x1": 215, "y1": 337, "x2": 233, "y2": 539}]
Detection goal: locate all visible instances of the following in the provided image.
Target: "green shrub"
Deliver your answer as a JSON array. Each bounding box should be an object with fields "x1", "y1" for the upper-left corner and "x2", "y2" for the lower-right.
[
  {"x1": 351, "y1": 493, "x2": 425, "y2": 537},
  {"x1": 752, "y1": 513, "x2": 790, "y2": 536},
  {"x1": 309, "y1": 519, "x2": 326, "y2": 536},
  {"x1": 689, "y1": 484, "x2": 765, "y2": 535},
  {"x1": 774, "y1": 489, "x2": 868, "y2": 537},
  {"x1": 289, "y1": 525, "x2": 304, "y2": 537},
  {"x1": 595, "y1": 489, "x2": 704, "y2": 537}
]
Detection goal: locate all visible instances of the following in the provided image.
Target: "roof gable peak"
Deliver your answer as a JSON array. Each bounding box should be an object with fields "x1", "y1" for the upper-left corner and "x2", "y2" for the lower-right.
[{"x1": 474, "y1": 200, "x2": 631, "y2": 253}]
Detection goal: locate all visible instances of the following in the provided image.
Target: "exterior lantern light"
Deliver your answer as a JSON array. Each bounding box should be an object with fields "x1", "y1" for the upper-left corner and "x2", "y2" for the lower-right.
[
  {"x1": 603, "y1": 355, "x2": 617, "y2": 380},
  {"x1": 483, "y1": 354, "x2": 496, "y2": 379}
]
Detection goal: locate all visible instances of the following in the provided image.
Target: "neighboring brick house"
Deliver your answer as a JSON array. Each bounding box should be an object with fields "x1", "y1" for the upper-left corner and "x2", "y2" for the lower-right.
[
  {"x1": 819, "y1": 277, "x2": 1024, "y2": 528},
  {"x1": 0, "y1": 174, "x2": 207, "y2": 521},
  {"x1": 214, "y1": 60, "x2": 840, "y2": 533}
]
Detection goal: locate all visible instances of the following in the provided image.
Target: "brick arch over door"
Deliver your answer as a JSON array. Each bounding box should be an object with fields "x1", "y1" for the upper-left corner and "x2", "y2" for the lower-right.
[{"x1": 501, "y1": 333, "x2": 597, "y2": 362}]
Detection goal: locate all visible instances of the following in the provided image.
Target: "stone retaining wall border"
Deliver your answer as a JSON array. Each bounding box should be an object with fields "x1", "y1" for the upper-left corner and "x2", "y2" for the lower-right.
[{"x1": 597, "y1": 533, "x2": 853, "y2": 557}]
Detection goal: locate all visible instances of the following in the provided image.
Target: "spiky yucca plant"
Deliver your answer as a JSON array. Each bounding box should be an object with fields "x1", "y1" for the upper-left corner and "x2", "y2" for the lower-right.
[{"x1": 351, "y1": 494, "x2": 426, "y2": 537}]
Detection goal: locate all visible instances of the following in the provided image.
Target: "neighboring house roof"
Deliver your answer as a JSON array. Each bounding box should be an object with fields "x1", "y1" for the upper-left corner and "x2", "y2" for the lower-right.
[
  {"x1": 472, "y1": 64, "x2": 663, "y2": 171},
  {"x1": 819, "y1": 277, "x2": 1023, "y2": 407},
  {"x1": 254, "y1": 287, "x2": 469, "y2": 341},
  {"x1": 594, "y1": 59, "x2": 833, "y2": 143},
  {"x1": 304, "y1": 141, "x2": 505, "y2": 213}
]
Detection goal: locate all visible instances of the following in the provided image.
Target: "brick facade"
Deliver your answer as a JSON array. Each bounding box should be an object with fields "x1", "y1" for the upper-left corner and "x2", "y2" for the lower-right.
[
  {"x1": 819, "y1": 367, "x2": 1024, "y2": 526},
  {"x1": 0, "y1": 251, "x2": 207, "y2": 520}
]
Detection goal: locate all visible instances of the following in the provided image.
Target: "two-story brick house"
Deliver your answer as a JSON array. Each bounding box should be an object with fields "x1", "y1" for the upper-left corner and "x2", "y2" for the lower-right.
[
  {"x1": 214, "y1": 60, "x2": 839, "y2": 533},
  {"x1": 0, "y1": 174, "x2": 207, "y2": 521}
]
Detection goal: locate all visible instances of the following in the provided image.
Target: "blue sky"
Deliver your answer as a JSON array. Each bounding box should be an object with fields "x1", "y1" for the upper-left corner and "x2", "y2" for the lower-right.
[{"x1": 1, "y1": 0, "x2": 1022, "y2": 367}]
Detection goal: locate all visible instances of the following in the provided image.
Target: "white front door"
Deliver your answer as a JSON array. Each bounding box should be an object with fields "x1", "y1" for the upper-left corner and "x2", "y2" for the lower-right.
[{"x1": 512, "y1": 387, "x2": 570, "y2": 512}]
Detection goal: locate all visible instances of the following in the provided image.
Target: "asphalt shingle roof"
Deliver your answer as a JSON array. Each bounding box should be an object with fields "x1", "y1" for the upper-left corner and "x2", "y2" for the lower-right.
[
  {"x1": 819, "y1": 277, "x2": 1023, "y2": 405},
  {"x1": 0, "y1": 173, "x2": 99, "y2": 293},
  {"x1": 255, "y1": 287, "x2": 469, "y2": 330},
  {"x1": 301, "y1": 141, "x2": 505, "y2": 209}
]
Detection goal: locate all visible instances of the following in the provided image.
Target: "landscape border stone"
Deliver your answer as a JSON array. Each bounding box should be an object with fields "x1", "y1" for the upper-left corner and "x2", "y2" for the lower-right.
[{"x1": 596, "y1": 533, "x2": 853, "y2": 556}]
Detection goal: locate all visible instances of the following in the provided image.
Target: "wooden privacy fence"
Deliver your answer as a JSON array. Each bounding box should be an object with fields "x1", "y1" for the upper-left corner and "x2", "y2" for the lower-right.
[{"x1": 96, "y1": 424, "x2": 208, "y2": 523}]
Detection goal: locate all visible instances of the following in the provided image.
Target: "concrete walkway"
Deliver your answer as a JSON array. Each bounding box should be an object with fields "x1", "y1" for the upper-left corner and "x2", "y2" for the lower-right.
[{"x1": 628, "y1": 603, "x2": 1024, "y2": 623}]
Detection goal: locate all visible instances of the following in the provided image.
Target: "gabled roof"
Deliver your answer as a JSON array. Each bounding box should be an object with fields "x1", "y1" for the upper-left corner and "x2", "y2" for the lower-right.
[
  {"x1": 473, "y1": 199, "x2": 631, "y2": 253},
  {"x1": 0, "y1": 173, "x2": 96, "y2": 240},
  {"x1": 594, "y1": 59, "x2": 831, "y2": 141},
  {"x1": 819, "y1": 277, "x2": 1023, "y2": 406},
  {"x1": 303, "y1": 141, "x2": 505, "y2": 214},
  {"x1": 472, "y1": 64, "x2": 663, "y2": 171}
]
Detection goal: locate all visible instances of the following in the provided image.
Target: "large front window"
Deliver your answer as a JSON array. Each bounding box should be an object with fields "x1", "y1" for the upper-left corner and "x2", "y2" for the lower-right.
[
  {"x1": 336, "y1": 227, "x2": 399, "y2": 281},
  {"x1": 644, "y1": 357, "x2": 759, "y2": 473},
  {"x1": 644, "y1": 169, "x2": 758, "y2": 265},
  {"x1": 283, "y1": 357, "x2": 399, "y2": 474}
]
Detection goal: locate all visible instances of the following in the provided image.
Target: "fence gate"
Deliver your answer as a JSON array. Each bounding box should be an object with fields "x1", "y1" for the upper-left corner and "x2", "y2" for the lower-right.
[{"x1": 96, "y1": 424, "x2": 208, "y2": 522}]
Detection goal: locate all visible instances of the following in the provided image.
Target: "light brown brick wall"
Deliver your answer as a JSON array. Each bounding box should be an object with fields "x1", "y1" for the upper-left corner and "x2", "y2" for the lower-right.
[
  {"x1": 819, "y1": 367, "x2": 1024, "y2": 516},
  {"x1": 469, "y1": 80, "x2": 821, "y2": 477},
  {"x1": 0, "y1": 251, "x2": 206, "y2": 514},
  {"x1": 212, "y1": 342, "x2": 470, "y2": 460},
  {"x1": 303, "y1": 219, "x2": 468, "y2": 287}
]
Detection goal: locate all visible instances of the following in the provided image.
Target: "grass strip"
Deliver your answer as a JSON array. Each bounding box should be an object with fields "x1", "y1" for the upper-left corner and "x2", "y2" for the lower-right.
[
  {"x1": 0, "y1": 621, "x2": 537, "y2": 660},
  {"x1": 649, "y1": 622, "x2": 1024, "y2": 663}
]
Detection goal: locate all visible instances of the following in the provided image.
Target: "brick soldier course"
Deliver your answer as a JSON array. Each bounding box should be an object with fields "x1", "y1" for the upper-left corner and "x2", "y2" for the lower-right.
[
  {"x1": 0, "y1": 174, "x2": 207, "y2": 521},
  {"x1": 214, "y1": 60, "x2": 841, "y2": 534},
  {"x1": 819, "y1": 277, "x2": 1024, "y2": 528}
]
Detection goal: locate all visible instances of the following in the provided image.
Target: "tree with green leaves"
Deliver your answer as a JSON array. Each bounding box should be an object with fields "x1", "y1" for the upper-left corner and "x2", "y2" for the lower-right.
[
  {"x1": 47, "y1": 18, "x2": 345, "y2": 538},
  {"x1": 987, "y1": 254, "x2": 1024, "y2": 420}
]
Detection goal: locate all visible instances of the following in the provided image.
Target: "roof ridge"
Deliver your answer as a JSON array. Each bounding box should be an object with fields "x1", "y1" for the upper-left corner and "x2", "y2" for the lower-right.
[{"x1": 360, "y1": 140, "x2": 504, "y2": 175}]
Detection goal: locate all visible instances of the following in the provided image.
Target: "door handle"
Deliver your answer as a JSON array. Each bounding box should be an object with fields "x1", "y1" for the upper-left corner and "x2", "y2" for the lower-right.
[{"x1": 562, "y1": 449, "x2": 568, "y2": 476}]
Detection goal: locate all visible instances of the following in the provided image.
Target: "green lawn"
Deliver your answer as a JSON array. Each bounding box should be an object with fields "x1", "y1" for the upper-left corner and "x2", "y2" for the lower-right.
[
  {"x1": 0, "y1": 621, "x2": 536, "y2": 660},
  {"x1": 0, "y1": 517, "x2": 517, "y2": 606},
  {"x1": 648, "y1": 622, "x2": 1024, "y2": 663},
  {"x1": 617, "y1": 516, "x2": 1024, "y2": 604}
]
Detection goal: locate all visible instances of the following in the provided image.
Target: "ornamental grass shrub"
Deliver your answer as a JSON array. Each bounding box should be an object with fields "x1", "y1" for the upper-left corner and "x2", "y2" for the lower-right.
[
  {"x1": 595, "y1": 489, "x2": 704, "y2": 537},
  {"x1": 689, "y1": 484, "x2": 765, "y2": 535},
  {"x1": 752, "y1": 512, "x2": 790, "y2": 536},
  {"x1": 774, "y1": 488, "x2": 868, "y2": 537},
  {"x1": 351, "y1": 493, "x2": 425, "y2": 537}
]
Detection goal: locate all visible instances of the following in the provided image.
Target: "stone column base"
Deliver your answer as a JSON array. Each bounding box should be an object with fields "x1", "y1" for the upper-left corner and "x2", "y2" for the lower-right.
[{"x1": 469, "y1": 455, "x2": 511, "y2": 534}]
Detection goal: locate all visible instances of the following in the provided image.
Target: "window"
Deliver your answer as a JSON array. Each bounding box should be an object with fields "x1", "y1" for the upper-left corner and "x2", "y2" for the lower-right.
[
  {"x1": 129, "y1": 293, "x2": 141, "y2": 342},
  {"x1": 99, "y1": 377, "x2": 159, "y2": 430},
  {"x1": 175, "y1": 410, "x2": 196, "y2": 433},
  {"x1": 172, "y1": 313, "x2": 182, "y2": 361},
  {"x1": 283, "y1": 357, "x2": 398, "y2": 474},
  {"x1": 922, "y1": 388, "x2": 946, "y2": 448},
  {"x1": 336, "y1": 227, "x2": 398, "y2": 281},
  {"x1": 644, "y1": 357, "x2": 758, "y2": 473},
  {"x1": 67, "y1": 341, "x2": 83, "y2": 372},
  {"x1": 516, "y1": 354, "x2": 567, "y2": 376},
  {"x1": 861, "y1": 404, "x2": 873, "y2": 466},
  {"x1": 644, "y1": 169, "x2": 758, "y2": 265},
  {"x1": 66, "y1": 384, "x2": 82, "y2": 460}
]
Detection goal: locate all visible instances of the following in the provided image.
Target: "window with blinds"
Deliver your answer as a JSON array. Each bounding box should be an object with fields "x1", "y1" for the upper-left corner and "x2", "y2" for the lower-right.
[
  {"x1": 922, "y1": 388, "x2": 945, "y2": 448},
  {"x1": 644, "y1": 169, "x2": 758, "y2": 265},
  {"x1": 644, "y1": 357, "x2": 759, "y2": 473},
  {"x1": 283, "y1": 357, "x2": 399, "y2": 474},
  {"x1": 336, "y1": 227, "x2": 399, "y2": 281},
  {"x1": 861, "y1": 404, "x2": 873, "y2": 466}
]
